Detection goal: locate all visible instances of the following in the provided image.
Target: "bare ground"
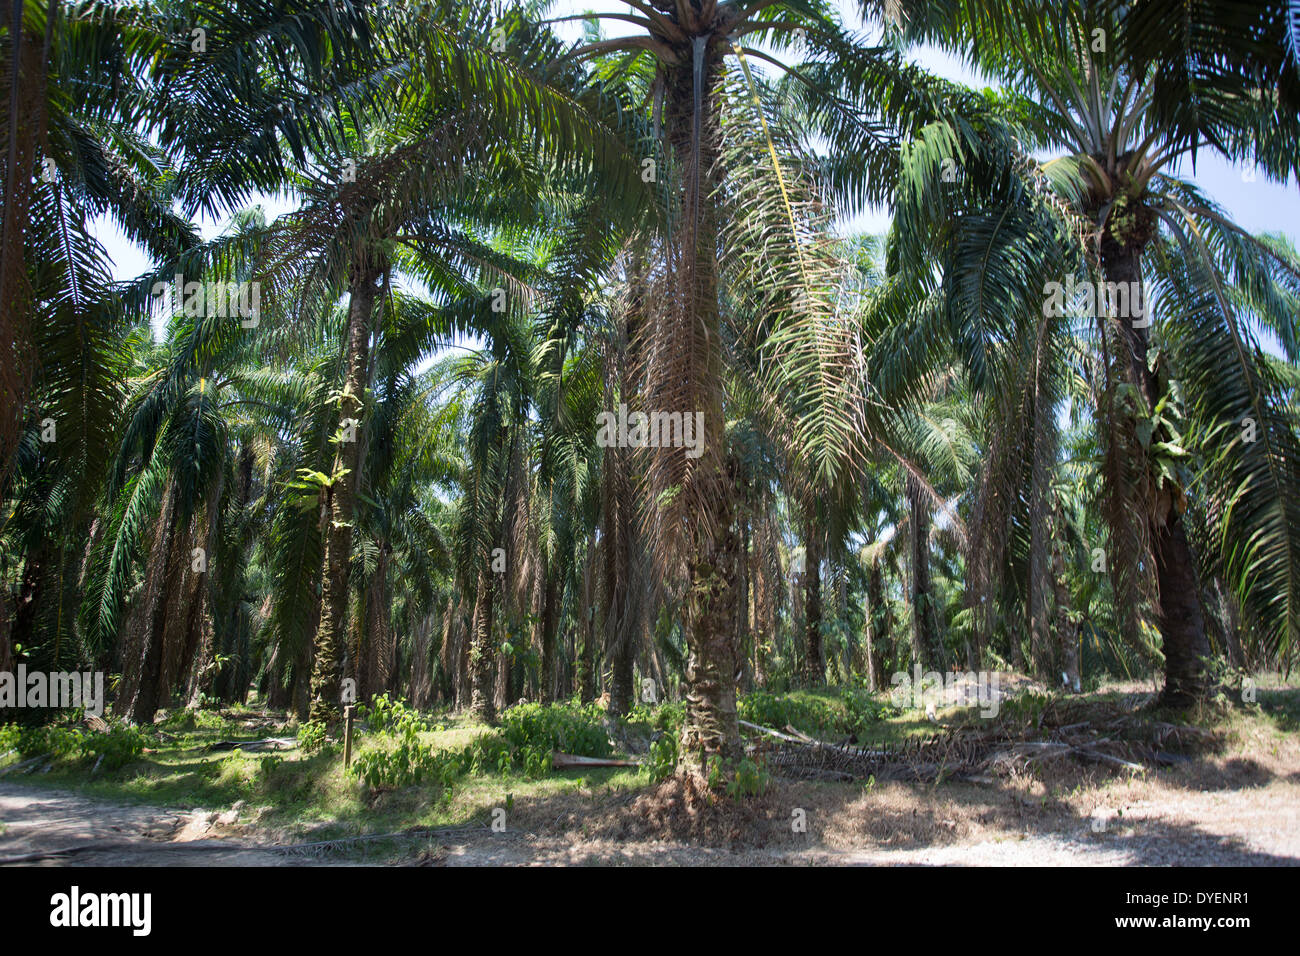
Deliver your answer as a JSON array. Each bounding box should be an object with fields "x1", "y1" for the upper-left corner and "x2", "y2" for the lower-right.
[
  {"x1": 3, "y1": 763, "x2": 1297, "y2": 866},
  {"x1": 3, "y1": 685, "x2": 1298, "y2": 867}
]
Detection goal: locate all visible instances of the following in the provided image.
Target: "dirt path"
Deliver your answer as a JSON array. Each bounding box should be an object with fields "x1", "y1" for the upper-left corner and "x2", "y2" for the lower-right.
[
  {"x1": 0, "y1": 783, "x2": 315, "y2": 866},
  {"x1": 5, "y1": 776, "x2": 1297, "y2": 866},
  {"x1": 431, "y1": 781, "x2": 1300, "y2": 866}
]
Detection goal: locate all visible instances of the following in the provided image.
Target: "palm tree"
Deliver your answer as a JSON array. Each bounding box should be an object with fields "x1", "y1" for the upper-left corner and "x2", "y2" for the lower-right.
[
  {"x1": 910, "y1": 1, "x2": 1300, "y2": 703},
  {"x1": 542, "y1": 0, "x2": 1016, "y2": 776}
]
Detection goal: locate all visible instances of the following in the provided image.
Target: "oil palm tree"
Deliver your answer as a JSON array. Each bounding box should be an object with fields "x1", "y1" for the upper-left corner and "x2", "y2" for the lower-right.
[
  {"x1": 909, "y1": 0, "x2": 1300, "y2": 703},
  {"x1": 540, "y1": 0, "x2": 1033, "y2": 775}
]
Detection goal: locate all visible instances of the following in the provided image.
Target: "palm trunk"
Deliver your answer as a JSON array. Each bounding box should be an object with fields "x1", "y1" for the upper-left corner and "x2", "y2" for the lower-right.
[
  {"x1": 9, "y1": 538, "x2": 47, "y2": 671},
  {"x1": 737, "y1": 515, "x2": 752, "y2": 690},
  {"x1": 1052, "y1": 515, "x2": 1079, "y2": 691},
  {"x1": 667, "y1": 43, "x2": 742, "y2": 776},
  {"x1": 1028, "y1": 401, "x2": 1053, "y2": 679},
  {"x1": 116, "y1": 479, "x2": 180, "y2": 724},
  {"x1": 539, "y1": 563, "x2": 561, "y2": 704},
  {"x1": 0, "y1": 9, "x2": 46, "y2": 492},
  {"x1": 864, "y1": 561, "x2": 886, "y2": 691},
  {"x1": 603, "y1": 444, "x2": 637, "y2": 718},
  {"x1": 1101, "y1": 240, "x2": 1211, "y2": 706},
  {"x1": 361, "y1": 546, "x2": 393, "y2": 698},
  {"x1": 803, "y1": 504, "x2": 823, "y2": 683},
  {"x1": 578, "y1": 541, "x2": 597, "y2": 703},
  {"x1": 468, "y1": 565, "x2": 496, "y2": 723},
  {"x1": 309, "y1": 269, "x2": 379, "y2": 722},
  {"x1": 907, "y1": 477, "x2": 945, "y2": 672},
  {"x1": 213, "y1": 446, "x2": 254, "y2": 702}
]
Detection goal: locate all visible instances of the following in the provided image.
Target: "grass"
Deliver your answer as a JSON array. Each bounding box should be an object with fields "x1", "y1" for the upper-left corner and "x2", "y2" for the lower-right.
[
  {"x1": 3, "y1": 679, "x2": 1296, "y2": 857},
  {"x1": 0, "y1": 704, "x2": 648, "y2": 843}
]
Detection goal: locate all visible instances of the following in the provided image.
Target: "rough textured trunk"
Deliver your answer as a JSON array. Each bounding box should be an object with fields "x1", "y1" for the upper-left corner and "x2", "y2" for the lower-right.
[
  {"x1": 864, "y1": 561, "x2": 886, "y2": 691},
  {"x1": 468, "y1": 566, "x2": 496, "y2": 723},
  {"x1": 578, "y1": 540, "x2": 597, "y2": 703},
  {"x1": 212, "y1": 447, "x2": 254, "y2": 703},
  {"x1": 737, "y1": 515, "x2": 752, "y2": 690},
  {"x1": 802, "y1": 505, "x2": 823, "y2": 683},
  {"x1": 1206, "y1": 577, "x2": 1245, "y2": 669},
  {"x1": 309, "y1": 270, "x2": 379, "y2": 722},
  {"x1": 8, "y1": 539, "x2": 47, "y2": 670},
  {"x1": 681, "y1": 481, "x2": 742, "y2": 773},
  {"x1": 539, "y1": 564, "x2": 561, "y2": 704},
  {"x1": 1102, "y1": 239, "x2": 1211, "y2": 706},
  {"x1": 603, "y1": 444, "x2": 638, "y2": 718},
  {"x1": 666, "y1": 43, "x2": 742, "y2": 776},
  {"x1": 437, "y1": 597, "x2": 459, "y2": 707},
  {"x1": 355, "y1": 546, "x2": 393, "y2": 700},
  {"x1": 267, "y1": 644, "x2": 292, "y2": 710},
  {"x1": 753, "y1": 509, "x2": 773, "y2": 689},
  {"x1": 409, "y1": 610, "x2": 434, "y2": 709},
  {"x1": 494, "y1": 641, "x2": 512, "y2": 714},
  {"x1": 907, "y1": 477, "x2": 945, "y2": 672},
  {"x1": 1052, "y1": 521, "x2": 1079, "y2": 692},
  {"x1": 1154, "y1": 522, "x2": 1212, "y2": 704},
  {"x1": 0, "y1": 11, "x2": 46, "y2": 491},
  {"x1": 116, "y1": 480, "x2": 180, "y2": 724},
  {"x1": 184, "y1": 474, "x2": 226, "y2": 708},
  {"x1": 1027, "y1": 401, "x2": 1053, "y2": 679}
]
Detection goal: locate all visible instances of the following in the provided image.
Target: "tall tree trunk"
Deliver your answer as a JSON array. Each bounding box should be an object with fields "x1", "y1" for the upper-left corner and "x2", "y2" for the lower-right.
[
  {"x1": 1027, "y1": 400, "x2": 1053, "y2": 679},
  {"x1": 666, "y1": 45, "x2": 742, "y2": 776},
  {"x1": 116, "y1": 480, "x2": 180, "y2": 724},
  {"x1": 578, "y1": 539, "x2": 597, "y2": 703},
  {"x1": 359, "y1": 546, "x2": 393, "y2": 699},
  {"x1": 309, "y1": 268, "x2": 380, "y2": 722},
  {"x1": 753, "y1": 509, "x2": 773, "y2": 689},
  {"x1": 539, "y1": 563, "x2": 561, "y2": 704},
  {"x1": 737, "y1": 514, "x2": 752, "y2": 690},
  {"x1": 603, "y1": 444, "x2": 637, "y2": 718},
  {"x1": 1052, "y1": 515, "x2": 1079, "y2": 692},
  {"x1": 907, "y1": 477, "x2": 945, "y2": 672},
  {"x1": 8, "y1": 538, "x2": 47, "y2": 670},
  {"x1": 864, "y1": 560, "x2": 886, "y2": 691},
  {"x1": 1101, "y1": 239, "x2": 1211, "y2": 706},
  {"x1": 468, "y1": 565, "x2": 496, "y2": 723},
  {"x1": 802, "y1": 504, "x2": 823, "y2": 684},
  {"x1": 212, "y1": 446, "x2": 254, "y2": 703},
  {"x1": 0, "y1": 7, "x2": 46, "y2": 492},
  {"x1": 494, "y1": 641, "x2": 511, "y2": 714},
  {"x1": 184, "y1": 472, "x2": 226, "y2": 708}
]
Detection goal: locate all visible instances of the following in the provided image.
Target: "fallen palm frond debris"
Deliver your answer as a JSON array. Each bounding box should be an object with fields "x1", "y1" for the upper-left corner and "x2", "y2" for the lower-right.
[{"x1": 742, "y1": 699, "x2": 1223, "y2": 783}]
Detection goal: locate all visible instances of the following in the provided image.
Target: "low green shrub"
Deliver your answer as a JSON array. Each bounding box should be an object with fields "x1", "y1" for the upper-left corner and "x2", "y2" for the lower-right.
[
  {"x1": 738, "y1": 691, "x2": 839, "y2": 736},
  {"x1": 461, "y1": 731, "x2": 513, "y2": 776},
  {"x1": 645, "y1": 731, "x2": 677, "y2": 782},
  {"x1": 159, "y1": 709, "x2": 226, "y2": 733},
  {"x1": 81, "y1": 725, "x2": 146, "y2": 770},
  {"x1": 16, "y1": 725, "x2": 82, "y2": 759},
  {"x1": 726, "y1": 756, "x2": 771, "y2": 799},
  {"x1": 351, "y1": 731, "x2": 458, "y2": 790},
  {"x1": 357, "y1": 694, "x2": 429, "y2": 735},
  {"x1": 500, "y1": 701, "x2": 611, "y2": 762},
  {"x1": 296, "y1": 720, "x2": 327, "y2": 754}
]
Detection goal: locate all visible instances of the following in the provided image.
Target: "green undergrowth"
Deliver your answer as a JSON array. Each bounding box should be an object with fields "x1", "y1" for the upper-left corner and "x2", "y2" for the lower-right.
[{"x1": 4, "y1": 683, "x2": 1289, "y2": 849}]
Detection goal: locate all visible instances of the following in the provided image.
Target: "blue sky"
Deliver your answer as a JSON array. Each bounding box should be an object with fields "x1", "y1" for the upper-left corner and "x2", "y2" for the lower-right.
[{"x1": 95, "y1": 1, "x2": 1300, "y2": 290}]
